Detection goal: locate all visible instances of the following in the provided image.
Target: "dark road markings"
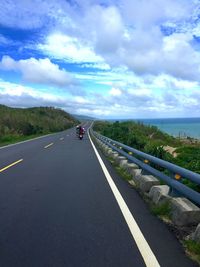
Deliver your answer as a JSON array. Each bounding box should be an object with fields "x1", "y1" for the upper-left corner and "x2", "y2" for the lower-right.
[
  {"x1": 0, "y1": 159, "x2": 23, "y2": 173},
  {"x1": 44, "y1": 143, "x2": 54, "y2": 149}
]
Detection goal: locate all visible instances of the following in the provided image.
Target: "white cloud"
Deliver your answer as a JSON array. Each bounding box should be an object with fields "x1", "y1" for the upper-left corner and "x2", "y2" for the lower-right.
[
  {"x1": 128, "y1": 88, "x2": 152, "y2": 97},
  {"x1": 80, "y1": 63, "x2": 110, "y2": 70},
  {"x1": 10, "y1": 0, "x2": 199, "y2": 82},
  {"x1": 77, "y1": 1, "x2": 200, "y2": 81},
  {"x1": 0, "y1": 79, "x2": 61, "y2": 100},
  {"x1": 0, "y1": 56, "x2": 74, "y2": 87},
  {"x1": 109, "y1": 88, "x2": 122, "y2": 96},
  {"x1": 120, "y1": 0, "x2": 194, "y2": 27},
  {"x1": 0, "y1": 79, "x2": 90, "y2": 113},
  {"x1": 1, "y1": 76, "x2": 199, "y2": 118},
  {"x1": 151, "y1": 74, "x2": 199, "y2": 91},
  {"x1": 38, "y1": 33, "x2": 104, "y2": 64},
  {"x1": 0, "y1": 79, "x2": 62, "y2": 108},
  {"x1": 91, "y1": 6, "x2": 124, "y2": 54},
  {"x1": 74, "y1": 96, "x2": 90, "y2": 104},
  {"x1": 1, "y1": 0, "x2": 200, "y2": 118},
  {"x1": 90, "y1": 2, "x2": 200, "y2": 81},
  {"x1": 75, "y1": 67, "x2": 139, "y2": 86},
  {"x1": 161, "y1": 33, "x2": 200, "y2": 80},
  {"x1": 1, "y1": 0, "x2": 200, "y2": 70}
]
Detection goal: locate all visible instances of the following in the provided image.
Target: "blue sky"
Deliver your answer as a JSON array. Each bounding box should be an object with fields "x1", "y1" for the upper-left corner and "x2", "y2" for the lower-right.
[{"x1": 0, "y1": 0, "x2": 200, "y2": 119}]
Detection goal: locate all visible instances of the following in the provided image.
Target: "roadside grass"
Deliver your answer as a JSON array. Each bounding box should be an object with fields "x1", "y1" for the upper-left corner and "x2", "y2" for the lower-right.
[
  {"x1": 104, "y1": 153, "x2": 133, "y2": 182},
  {"x1": 115, "y1": 166, "x2": 132, "y2": 181},
  {"x1": 150, "y1": 202, "x2": 172, "y2": 221},
  {"x1": 184, "y1": 240, "x2": 200, "y2": 265}
]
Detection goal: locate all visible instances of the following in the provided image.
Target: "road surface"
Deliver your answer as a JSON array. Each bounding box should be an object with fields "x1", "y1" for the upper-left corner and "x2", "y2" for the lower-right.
[{"x1": 0, "y1": 123, "x2": 198, "y2": 266}]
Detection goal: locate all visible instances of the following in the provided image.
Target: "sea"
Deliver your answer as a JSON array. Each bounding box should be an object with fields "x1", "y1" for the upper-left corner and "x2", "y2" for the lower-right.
[
  {"x1": 114, "y1": 118, "x2": 200, "y2": 139},
  {"x1": 134, "y1": 118, "x2": 200, "y2": 139}
]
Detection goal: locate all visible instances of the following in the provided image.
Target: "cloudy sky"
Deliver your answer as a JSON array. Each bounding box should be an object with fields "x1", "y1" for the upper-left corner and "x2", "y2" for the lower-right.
[{"x1": 0, "y1": 0, "x2": 200, "y2": 119}]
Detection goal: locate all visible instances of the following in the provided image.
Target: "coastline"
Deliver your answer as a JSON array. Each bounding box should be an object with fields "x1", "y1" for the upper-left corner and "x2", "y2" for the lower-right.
[
  {"x1": 178, "y1": 137, "x2": 200, "y2": 144},
  {"x1": 108, "y1": 117, "x2": 200, "y2": 140},
  {"x1": 136, "y1": 118, "x2": 200, "y2": 140}
]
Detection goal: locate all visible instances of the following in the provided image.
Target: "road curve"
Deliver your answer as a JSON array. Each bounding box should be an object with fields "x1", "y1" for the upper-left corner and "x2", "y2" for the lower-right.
[{"x1": 0, "y1": 123, "x2": 197, "y2": 267}]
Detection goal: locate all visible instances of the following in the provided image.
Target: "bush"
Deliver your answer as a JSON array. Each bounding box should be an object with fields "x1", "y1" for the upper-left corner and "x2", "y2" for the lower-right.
[
  {"x1": 0, "y1": 105, "x2": 79, "y2": 142},
  {"x1": 93, "y1": 120, "x2": 200, "y2": 178}
]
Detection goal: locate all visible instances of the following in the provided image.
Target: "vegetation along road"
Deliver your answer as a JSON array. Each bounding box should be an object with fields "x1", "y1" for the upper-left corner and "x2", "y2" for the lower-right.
[{"x1": 0, "y1": 123, "x2": 198, "y2": 266}]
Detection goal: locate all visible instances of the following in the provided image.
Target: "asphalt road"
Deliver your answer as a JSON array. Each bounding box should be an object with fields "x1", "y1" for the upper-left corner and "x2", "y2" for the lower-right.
[{"x1": 0, "y1": 123, "x2": 198, "y2": 267}]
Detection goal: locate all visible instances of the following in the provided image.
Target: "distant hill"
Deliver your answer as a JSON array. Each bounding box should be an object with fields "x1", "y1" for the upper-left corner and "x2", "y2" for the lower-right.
[
  {"x1": 72, "y1": 114, "x2": 96, "y2": 121},
  {"x1": 0, "y1": 105, "x2": 79, "y2": 138}
]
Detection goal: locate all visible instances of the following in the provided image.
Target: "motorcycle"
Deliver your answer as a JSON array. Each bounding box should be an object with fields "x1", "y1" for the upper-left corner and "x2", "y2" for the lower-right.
[{"x1": 76, "y1": 125, "x2": 84, "y2": 140}]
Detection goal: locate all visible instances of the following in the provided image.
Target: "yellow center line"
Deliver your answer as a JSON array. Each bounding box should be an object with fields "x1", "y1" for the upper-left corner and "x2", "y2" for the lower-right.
[
  {"x1": 44, "y1": 143, "x2": 54, "y2": 149},
  {"x1": 0, "y1": 159, "x2": 23, "y2": 173}
]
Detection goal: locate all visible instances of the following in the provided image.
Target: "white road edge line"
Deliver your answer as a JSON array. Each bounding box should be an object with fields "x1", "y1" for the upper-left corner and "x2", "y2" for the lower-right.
[{"x1": 88, "y1": 131, "x2": 160, "y2": 267}]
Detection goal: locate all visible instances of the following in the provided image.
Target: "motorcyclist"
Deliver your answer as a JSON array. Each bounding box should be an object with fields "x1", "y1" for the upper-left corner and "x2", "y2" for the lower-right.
[
  {"x1": 76, "y1": 125, "x2": 84, "y2": 136},
  {"x1": 79, "y1": 125, "x2": 84, "y2": 136}
]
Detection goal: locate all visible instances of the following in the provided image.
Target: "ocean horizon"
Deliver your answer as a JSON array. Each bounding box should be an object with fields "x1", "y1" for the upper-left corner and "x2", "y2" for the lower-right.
[{"x1": 108, "y1": 117, "x2": 200, "y2": 139}]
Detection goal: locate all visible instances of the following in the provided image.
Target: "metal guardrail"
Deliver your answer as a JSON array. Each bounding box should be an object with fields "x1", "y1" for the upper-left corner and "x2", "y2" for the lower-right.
[{"x1": 90, "y1": 129, "x2": 200, "y2": 206}]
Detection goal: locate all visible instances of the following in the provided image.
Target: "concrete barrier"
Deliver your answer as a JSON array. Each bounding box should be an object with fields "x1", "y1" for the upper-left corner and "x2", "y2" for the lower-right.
[
  {"x1": 138, "y1": 175, "x2": 160, "y2": 193},
  {"x1": 92, "y1": 134, "x2": 200, "y2": 232},
  {"x1": 149, "y1": 185, "x2": 171, "y2": 205},
  {"x1": 101, "y1": 144, "x2": 108, "y2": 152},
  {"x1": 131, "y1": 169, "x2": 142, "y2": 185},
  {"x1": 104, "y1": 146, "x2": 111, "y2": 155},
  {"x1": 110, "y1": 152, "x2": 119, "y2": 160},
  {"x1": 191, "y1": 224, "x2": 200, "y2": 242},
  {"x1": 113, "y1": 156, "x2": 126, "y2": 165},
  {"x1": 124, "y1": 163, "x2": 139, "y2": 175},
  {"x1": 120, "y1": 159, "x2": 128, "y2": 168},
  {"x1": 106, "y1": 148, "x2": 113, "y2": 157},
  {"x1": 171, "y1": 198, "x2": 200, "y2": 226}
]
